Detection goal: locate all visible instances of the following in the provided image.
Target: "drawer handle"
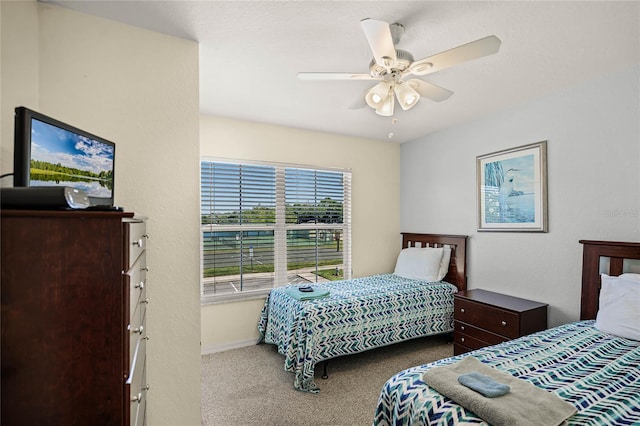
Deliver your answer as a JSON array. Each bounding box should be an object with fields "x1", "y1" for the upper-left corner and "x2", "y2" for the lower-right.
[
  {"x1": 135, "y1": 281, "x2": 145, "y2": 290},
  {"x1": 133, "y1": 238, "x2": 144, "y2": 248},
  {"x1": 460, "y1": 337, "x2": 465, "y2": 342},
  {"x1": 142, "y1": 266, "x2": 150, "y2": 272},
  {"x1": 132, "y1": 393, "x2": 142, "y2": 403},
  {"x1": 143, "y1": 335, "x2": 150, "y2": 341},
  {"x1": 501, "y1": 321, "x2": 507, "y2": 326},
  {"x1": 460, "y1": 308, "x2": 465, "y2": 313},
  {"x1": 143, "y1": 384, "x2": 150, "y2": 392},
  {"x1": 142, "y1": 298, "x2": 150, "y2": 304},
  {"x1": 131, "y1": 325, "x2": 144, "y2": 335},
  {"x1": 460, "y1": 325, "x2": 465, "y2": 331}
]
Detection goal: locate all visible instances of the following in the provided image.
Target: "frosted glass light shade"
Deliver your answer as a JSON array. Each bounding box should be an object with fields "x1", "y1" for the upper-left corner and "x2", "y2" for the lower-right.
[
  {"x1": 365, "y1": 82, "x2": 391, "y2": 109},
  {"x1": 375, "y1": 94, "x2": 395, "y2": 116},
  {"x1": 394, "y1": 81, "x2": 420, "y2": 110}
]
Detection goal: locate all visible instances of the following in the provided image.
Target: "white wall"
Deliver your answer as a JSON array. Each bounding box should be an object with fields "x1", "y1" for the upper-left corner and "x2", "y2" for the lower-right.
[
  {"x1": 401, "y1": 65, "x2": 640, "y2": 327},
  {"x1": 1, "y1": 2, "x2": 202, "y2": 424},
  {"x1": 200, "y1": 116, "x2": 401, "y2": 352}
]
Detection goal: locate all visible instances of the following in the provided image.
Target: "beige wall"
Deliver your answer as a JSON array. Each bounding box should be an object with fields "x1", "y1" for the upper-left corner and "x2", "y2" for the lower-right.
[
  {"x1": 0, "y1": 0, "x2": 39, "y2": 177},
  {"x1": 401, "y1": 65, "x2": 640, "y2": 327},
  {"x1": 1, "y1": 2, "x2": 202, "y2": 424},
  {"x1": 200, "y1": 116, "x2": 401, "y2": 352}
]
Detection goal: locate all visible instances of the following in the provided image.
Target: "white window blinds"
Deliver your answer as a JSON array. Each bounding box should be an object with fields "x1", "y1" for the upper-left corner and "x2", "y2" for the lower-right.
[{"x1": 200, "y1": 159, "x2": 351, "y2": 303}]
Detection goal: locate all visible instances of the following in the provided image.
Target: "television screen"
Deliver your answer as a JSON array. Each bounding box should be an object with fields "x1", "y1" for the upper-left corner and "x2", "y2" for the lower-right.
[{"x1": 13, "y1": 107, "x2": 115, "y2": 206}]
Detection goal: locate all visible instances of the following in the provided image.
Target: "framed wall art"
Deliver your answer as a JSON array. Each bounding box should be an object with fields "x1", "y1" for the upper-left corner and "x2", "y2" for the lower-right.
[{"x1": 477, "y1": 141, "x2": 548, "y2": 232}]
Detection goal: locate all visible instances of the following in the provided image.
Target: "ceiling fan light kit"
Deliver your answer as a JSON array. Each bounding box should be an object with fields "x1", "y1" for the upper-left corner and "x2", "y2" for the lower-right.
[
  {"x1": 298, "y1": 18, "x2": 501, "y2": 118},
  {"x1": 394, "y1": 80, "x2": 421, "y2": 110},
  {"x1": 365, "y1": 81, "x2": 390, "y2": 108},
  {"x1": 377, "y1": 92, "x2": 395, "y2": 116}
]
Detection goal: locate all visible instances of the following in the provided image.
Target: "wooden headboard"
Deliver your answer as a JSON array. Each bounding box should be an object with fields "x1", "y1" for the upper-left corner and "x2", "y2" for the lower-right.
[
  {"x1": 579, "y1": 239, "x2": 640, "y2": 320},
  {"x1": 401, "y1": 233, "x2": 468, "y2": 291}
]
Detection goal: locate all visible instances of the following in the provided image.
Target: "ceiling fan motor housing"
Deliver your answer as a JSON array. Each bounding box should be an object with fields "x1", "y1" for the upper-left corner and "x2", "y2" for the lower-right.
[{"x1": 369, "y1": 49, "x2": 414, "y2": 76}]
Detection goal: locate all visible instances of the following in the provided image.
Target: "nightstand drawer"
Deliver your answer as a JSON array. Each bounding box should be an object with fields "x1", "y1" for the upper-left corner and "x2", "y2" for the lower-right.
[
  {"x1": 455, "y1": 298, "x2": 520, "y2": 338},
  {"x1": 454, "y1": 321, "x2": 509, "y2": 346},
  {"x1": 454, "y1": 331, "x2": 489, "y2": 351}
]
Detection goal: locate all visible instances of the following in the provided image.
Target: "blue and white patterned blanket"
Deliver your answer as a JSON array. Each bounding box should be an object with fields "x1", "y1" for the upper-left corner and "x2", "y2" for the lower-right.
[
  {"x1": 374, "y1": 321, "x2": 640, "y2": 425},
  {"x1": 258, "y1": 274, "x2": 458, "y2": 393}
]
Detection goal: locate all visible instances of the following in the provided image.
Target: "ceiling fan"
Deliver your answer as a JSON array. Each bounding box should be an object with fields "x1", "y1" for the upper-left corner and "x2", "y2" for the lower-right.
[{"x1": 298, "y1": 18, "x2": 501, "y2": 116}]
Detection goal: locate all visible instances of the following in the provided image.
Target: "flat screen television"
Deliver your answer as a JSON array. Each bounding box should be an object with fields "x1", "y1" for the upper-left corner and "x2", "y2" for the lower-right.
[{"x1": 13, "y1": 106, "x2": 115, "y2": 207}]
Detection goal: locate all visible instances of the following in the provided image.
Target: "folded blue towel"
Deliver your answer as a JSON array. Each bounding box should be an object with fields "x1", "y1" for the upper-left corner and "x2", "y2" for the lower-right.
[
  {"x1": 458, "y1": 372, "x2": 510, "y2": 398},
  {"x1": 284, "y1": 286, "x2": 330, "y2": 301}
]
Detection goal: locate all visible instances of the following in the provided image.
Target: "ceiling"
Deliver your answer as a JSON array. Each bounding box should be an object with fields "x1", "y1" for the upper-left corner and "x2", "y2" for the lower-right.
[{"x1": 43, "y1": 1, "x2": 639, "y2": 143}]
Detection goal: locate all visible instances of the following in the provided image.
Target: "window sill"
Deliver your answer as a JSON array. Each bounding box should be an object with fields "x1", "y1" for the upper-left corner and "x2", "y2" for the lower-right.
[{"x1": 201, "y1": 288, "x2": 271, "y2": 305}]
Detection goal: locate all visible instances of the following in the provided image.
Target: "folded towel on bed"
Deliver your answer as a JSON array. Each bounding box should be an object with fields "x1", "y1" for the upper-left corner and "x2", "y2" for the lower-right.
[
  {"x1": 458, "y1": 372, "x2": 510, "y2": 397},
  {"x1": 284, "y1": 286, "x2": 330, "y2": 301},
  {"x1": 423, "y1": 356, "x2": 577, "y2": 426}
]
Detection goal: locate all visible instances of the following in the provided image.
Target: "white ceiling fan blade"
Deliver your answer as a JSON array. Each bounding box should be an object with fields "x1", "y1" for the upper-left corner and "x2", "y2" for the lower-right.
[
  {"x1": 408, "y1": 35, "x2": 501, "y2": 76},
  {"x1": 360, "y1": 18, "x2": 397, "y2": 69},
  {"x1": 297, "y1": 72, "x2": 376, "y2": 81},
  {"x1": 407, "y1": 79, "x2": 453, "y2": 102}
]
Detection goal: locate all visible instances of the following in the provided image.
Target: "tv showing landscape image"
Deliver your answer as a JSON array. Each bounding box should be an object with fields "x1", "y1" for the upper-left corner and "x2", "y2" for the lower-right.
[{"x1": 29, "y1": 118, "x2": 114, "y2": 198}]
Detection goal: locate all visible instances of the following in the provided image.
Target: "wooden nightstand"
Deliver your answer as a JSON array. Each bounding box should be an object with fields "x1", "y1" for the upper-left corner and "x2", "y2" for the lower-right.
[{"x1": 453, "y1": 289, "x2": 548, "y2": 355}]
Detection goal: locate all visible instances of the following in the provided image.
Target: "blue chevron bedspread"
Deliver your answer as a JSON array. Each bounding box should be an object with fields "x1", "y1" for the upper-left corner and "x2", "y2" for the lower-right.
[
  {"x1": 258, "y1": 274, "x2": 458, "y2": 393},
  {"x1": 374, "y1": 320, "x2": 640, "y2": 425}
]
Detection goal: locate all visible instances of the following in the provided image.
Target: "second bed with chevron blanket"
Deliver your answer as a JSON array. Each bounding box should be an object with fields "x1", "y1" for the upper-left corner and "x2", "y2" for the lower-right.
[
  {"x1": 373, "y1": 320, "x2": 640, "y2": 425},
  {"x1": 258, "y1": 274, "x2": 458, "y2": 393}
]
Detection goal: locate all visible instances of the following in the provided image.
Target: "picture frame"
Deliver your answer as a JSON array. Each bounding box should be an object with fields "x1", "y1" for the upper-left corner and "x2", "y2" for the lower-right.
[{"x1": 477, "y1": 141, "x2": 548, "y2": 232}]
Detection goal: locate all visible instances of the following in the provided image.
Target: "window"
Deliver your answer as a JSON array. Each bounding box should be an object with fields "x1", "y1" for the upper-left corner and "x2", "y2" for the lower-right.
[{"x1": 201, "y1": 159, "x2": 351, "y2": 303}]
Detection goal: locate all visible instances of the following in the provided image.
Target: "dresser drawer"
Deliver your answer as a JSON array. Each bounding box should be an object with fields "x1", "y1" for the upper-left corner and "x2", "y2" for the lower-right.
[
  {"x1": 125, "y1": 221, "x2": 147, "y2": 267},
  {"x1": 454, "y1": 321, "x2": 509, "y2": 346},
  {"x1": 124, "y1": 250, "x2": 147, "y2": 376},
  {"x1": 131, "y1": 359, "x2": 147, "y2": 426},
  {"x1": 128, "y1": 336, "x2": 147, "y2": 426},
  {"x1": 128, "y1": 302, "x2": 147, "y2": 368},
  {"x1": 127, "y1": 252, "x2": 147, "y2": 322},
  {"x1": 127, "y1": 337, "x2": 145, "y2": 384},
  {"x1": 454, "y1": 298, "x2": 520, "y2": 338}
]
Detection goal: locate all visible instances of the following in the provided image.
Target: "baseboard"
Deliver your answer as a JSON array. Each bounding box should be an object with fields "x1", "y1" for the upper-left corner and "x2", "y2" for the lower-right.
[{"x1": 201, "y1": 337, "x2": 261, "y2": 355}]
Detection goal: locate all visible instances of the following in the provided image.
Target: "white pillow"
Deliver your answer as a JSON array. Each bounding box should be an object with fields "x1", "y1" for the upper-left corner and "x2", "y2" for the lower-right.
[
  {"x1": 620, "y1": 273, "x2": 640, "y2": 282},
  {"x1": 595, "y1": 274, "x2": 640, "y2": 340},
  {"x1": 437, "y1": 247, "x2": 452, "y2": 281},
  {"x1": 394, "y1": 247, "x2": 444, "y2": 281}
]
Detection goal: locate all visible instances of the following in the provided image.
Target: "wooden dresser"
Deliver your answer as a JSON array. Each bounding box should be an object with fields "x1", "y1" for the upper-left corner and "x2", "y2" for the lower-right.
[
  {"x1": 1, "y1": 210, "x2": 149, "y2": 425},
  {"x1": 453, "y1": 289, "x2": 547, "y2": 355}
]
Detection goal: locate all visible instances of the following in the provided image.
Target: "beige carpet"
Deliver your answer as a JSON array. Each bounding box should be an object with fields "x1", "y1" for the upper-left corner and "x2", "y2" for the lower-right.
[{"x1": 201, "y1": 334, "x2": 453, "y2": 426}]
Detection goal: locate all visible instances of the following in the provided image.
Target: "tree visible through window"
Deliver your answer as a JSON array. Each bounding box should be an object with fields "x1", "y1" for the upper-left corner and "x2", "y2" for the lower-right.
[{"x1": 200, "y1": 160, "x2": 351, "y2": 302}]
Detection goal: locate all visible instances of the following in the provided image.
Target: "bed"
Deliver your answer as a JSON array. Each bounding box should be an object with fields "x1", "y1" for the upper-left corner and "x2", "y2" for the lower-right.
[
  {"x1": 374, "y1": 239, "x2": 640, "y2": 425},
  {"x1": 258, "y1": 233, "x2": 468, "y2": 393}
]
